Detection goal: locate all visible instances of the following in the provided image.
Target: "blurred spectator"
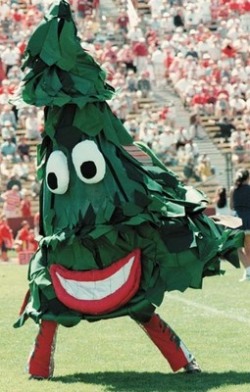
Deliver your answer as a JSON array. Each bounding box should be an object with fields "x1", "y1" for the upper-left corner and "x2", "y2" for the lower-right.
[
  {"x1": 26, "y1": 229, "x2": 38, "y2": 252},
  {"x1": 157, "y1": 126, "x2": 176, "y2": 155},
  {"x1": 214, "y1": 93, "x2": 230, "y2": 118},
  {"x1": 229, "y1": 93, "x2": 246, "y2": 116},
  {"x1": 148, "y1": 0, "x2": 164, "y2": 17},
  {"x1": 125, "y1": 70, "x2": 138, "y2": 92},
  {"x1": 11, "y1": 160, "x2": 30, "y2": 181},
  {"x1": 151, "y1": 46, "x2": 166, "y2": 86},
  {"x1": 0, "y1": 104, "x2": 17, "y2": 128},
  {"x1": 196, "y1": 154, "x2": 214, "y2": 182},
  {"x1": 0, "y1": 59, "x2": 6, "y2": 84},
  {"x1": 17, "y1": 137, "x2": 31, "y2": 162},
  {"x1": 33, "y1": 211, "x2": 40, "y2": 238},
  {"x1": 0, "y1": 80, "x2": 13, "y2": 105},
  {"x1": 137, "y1": 71, "x2": 152, "y2": 98},
  {"x1": 116, "y1": 44, "x2": 136, "y2": 72},
  {"x1": 0, "y1": 154, "x2": 11, "y2": 180},
  {"x1": 1, "y1": 42, "x2": 20, "y2": 74},
  {"x1": 1, "y1": 120, "x2": 16, "y2": 143},
  {"x1": 6, "y1": 174, "x2": 22, "y2": 191},
  {"x1": 116, "y1": 9, "x2": 129, "y2": 33},
  {"x1": 174, "y1": 126, "x2": 192, "y2": 150},
  {"x1": 100, "y1": 41, "x2": 118, "y2": 65},
  {"x1": 20, "y1": 192, "x2": 32, "y2": 218},
  {"x1": 213, "y1": 186, "x2": 230, "y2": 216},
  {"x1": 230, "y1": 135, "x2": 247, "y2": 164},
  {"x1": 0, "y1": 138, "x2": 18, "y2": 162},
  {"x1": 25, "y1": 109, "x2": 42, "y2": 141},
  {"x1": 229, "y1": 168, "x2": 250, "y2": 281},
  {"x1": 214, "y1": 116, "x2": 236, "y2": 141},
  {"x1": 127, "y1": 24, "x2": 143, "y2": 44},
  {"x1": 188, "y1": 114, "x2": 205, "y2": 139},
  {"x1": 0, "y1": 214, "x2": 14, "y2": 262},
  {"x1": 230, "y1": 127, "x2": 247, "y2": 147},
  {"x1": 17, "y1": 107, "x2": 31, "y2": 129},
  {"x1": 15, "y1": 220, "x2": 31, "y2": 251},
  {"x1": 173, "y1": 9, "x2": 185, "y2": 29},
  {"x1": 1, "y1": 184, "x2": 21, "y2": 218},
  {"x1": 184, "y1": 140, "x2": 199, "y2": 161},
  {"x1": 183, "y1": 157, "x2": 201, "y2": 183},
  {"x1": 132, "y1": 37, "x2": 149, "y2": 74},
  {"x1": 123, "y1": 118, "x2": 139, "y2": 139},
  {"x1": 7, "y1": 65, "x2": 23, "y2": 81},
  {"x1": 31, "y1": 178, "x2": 41, "y2": 200}
]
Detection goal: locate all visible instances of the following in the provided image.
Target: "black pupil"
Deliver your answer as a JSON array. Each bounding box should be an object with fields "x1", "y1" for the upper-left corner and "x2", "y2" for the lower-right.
[
  {"x1": 80, "y1": 161, "x2": 97, "y2": 179},
  {"x1": 48, "y1": 172, "x2": 58, "y2": 190}
]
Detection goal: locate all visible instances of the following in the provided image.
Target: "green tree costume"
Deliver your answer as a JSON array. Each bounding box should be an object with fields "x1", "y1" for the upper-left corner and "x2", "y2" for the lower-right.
[{"x1": 14, "y1": 0, "x2": 244, "y2": 379}]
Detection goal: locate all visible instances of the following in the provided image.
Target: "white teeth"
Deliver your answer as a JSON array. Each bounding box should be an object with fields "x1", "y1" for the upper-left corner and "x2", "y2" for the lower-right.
[{"x1": 56, "y1": 256, "x2": 135, "y2": 300}]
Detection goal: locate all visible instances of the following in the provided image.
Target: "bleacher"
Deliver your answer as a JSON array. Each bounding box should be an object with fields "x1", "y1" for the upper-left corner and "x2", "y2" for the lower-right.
[
  {"x1": 136, "y1": 0, "x2": 150, "y2": 16},
  {"x1": 200, "y1": 115, "x2": 250, "y2": 172},
  {"x1": 0, "y1": 125, "x2": 39, "y2": 216},
  {"x1": 123, "y1": 96, "x2": 221, "y2": 207}
]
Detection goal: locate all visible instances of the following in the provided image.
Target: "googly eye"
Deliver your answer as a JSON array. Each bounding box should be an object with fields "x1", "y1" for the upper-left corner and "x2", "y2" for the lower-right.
[
  {"x1": 46, "y1": 151, "x2": 69, "y2": 194},
  {"x1": 72, "y1": 140, "x2": 106, "y2": 184}
]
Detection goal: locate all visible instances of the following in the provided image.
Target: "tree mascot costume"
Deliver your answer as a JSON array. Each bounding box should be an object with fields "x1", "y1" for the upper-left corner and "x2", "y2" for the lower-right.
[{"x1": 14, "y1": 0, "x2": 244, "y2": 379}]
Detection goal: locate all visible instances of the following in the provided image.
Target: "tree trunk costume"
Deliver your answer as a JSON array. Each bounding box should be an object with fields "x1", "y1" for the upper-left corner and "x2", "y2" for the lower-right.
[{"x1": 13, "y1": 0, "x2": 244, "y2": 379}]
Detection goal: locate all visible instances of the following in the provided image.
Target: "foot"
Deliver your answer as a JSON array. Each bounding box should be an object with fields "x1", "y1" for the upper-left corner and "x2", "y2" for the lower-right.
[
  {"x1": 29, "y1": 375, "x2": 51, "y2": 381},
  {"x1": 239, "y1": 274, "x2": 250, "y2": 282},
  {"x1": 184, "y1": 359, "x2": 201, "y2": 374}
]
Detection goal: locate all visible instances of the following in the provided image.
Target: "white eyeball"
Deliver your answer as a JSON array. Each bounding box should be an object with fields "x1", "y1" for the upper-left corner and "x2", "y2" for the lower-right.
[
  {"x1": 72, "y1": 140, "x2": 106, "y2": 184},
  {"x1": 46, "y1": 151, "x2": 69, "y2": 194}
]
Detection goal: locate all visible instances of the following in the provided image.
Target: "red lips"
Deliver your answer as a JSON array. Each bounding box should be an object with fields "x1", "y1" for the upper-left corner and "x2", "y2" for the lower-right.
[{"x1": 50, "y1": 249, "x2": 141, "y2": 315}]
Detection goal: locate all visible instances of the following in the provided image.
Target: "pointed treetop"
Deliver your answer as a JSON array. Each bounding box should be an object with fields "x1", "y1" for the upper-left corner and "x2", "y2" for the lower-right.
[{"x1": 15, "y1": 0, "x2": 115, "y2": 108}]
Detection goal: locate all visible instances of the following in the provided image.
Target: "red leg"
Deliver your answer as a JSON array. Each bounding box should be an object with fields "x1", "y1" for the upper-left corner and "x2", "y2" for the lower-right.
[
  {"x1": 138, "y1": 313, "x2": 194, "y2": 371},
  {"x1": 28, "y1": 320, "x2": 58, "y2": 379}
]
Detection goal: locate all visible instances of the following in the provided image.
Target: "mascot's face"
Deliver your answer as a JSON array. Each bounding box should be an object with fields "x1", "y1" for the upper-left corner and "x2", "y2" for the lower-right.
[{"x1": 42, "y1": 132, "x2": 143, "y2": 315}]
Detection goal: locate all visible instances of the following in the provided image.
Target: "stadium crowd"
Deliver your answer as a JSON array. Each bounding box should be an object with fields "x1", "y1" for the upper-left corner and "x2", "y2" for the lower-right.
[{"x1": 0, "y1": 0, "x2": 250, "y2": 261}]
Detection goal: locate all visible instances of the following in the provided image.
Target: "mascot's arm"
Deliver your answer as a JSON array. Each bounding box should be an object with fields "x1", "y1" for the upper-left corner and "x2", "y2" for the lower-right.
[
  {"x1": 28, "y1": 249, "x2": 56, "y2": 304},
  {"x1": 15, "y1": 248, "x2": 79, "y2": 327},
  {"x1": 28, "y1": 249, "x2": 69, "y2": 315}
]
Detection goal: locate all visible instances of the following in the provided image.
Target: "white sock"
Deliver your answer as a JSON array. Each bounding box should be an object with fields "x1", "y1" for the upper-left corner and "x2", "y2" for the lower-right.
[{"x1": 245, "y1": 266, "x2": 250, "y2": 275}]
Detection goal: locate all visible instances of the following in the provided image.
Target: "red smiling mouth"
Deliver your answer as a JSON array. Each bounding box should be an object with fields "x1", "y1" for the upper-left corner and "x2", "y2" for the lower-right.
[{"x1": 50, "y1": 249, "x2": 141, "y2": 315}]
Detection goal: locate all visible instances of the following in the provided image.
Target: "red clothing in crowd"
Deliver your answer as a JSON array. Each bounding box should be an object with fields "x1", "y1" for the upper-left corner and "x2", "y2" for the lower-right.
[
  {"x1": 16, "y1": 226, "x2": 30, "y2": 243},
  {"x1": 12, "y1": 9, "x2": 24, "y2": 23},
  {"x1": 101, "y1": 42, "x2": 118, "y2": 64},
  {"x1": 192, "y1": 94, "x2": 207, "y2": 105},
  {"x1": 216, "y1": 88, "x2": 230, "y2": 98},
  {"x1": 77, "y1": 0, "x2": 98, "y2": 15},
  {"x1": 222, "y1": 44, "x2": 237, "y2": 58},
  {"x1": 132, "y1": 42, "x2": 148, "y2": 57},
  {"x1": 0, "y1": 60, "x2": 6, "y2": 85},
  {"x1": 229, "y1": 1, "x2": 241, "y2": 11},
  {"x1": 17, "y1": 41, "x2": 27, "y2": 55},
  {"x1": 0, "y1": 84, "x2": 15, "y2": 95},
  {"x1": 20, "y1": 198, "x2": 32, "y2": 218},
  {"x1": 242, "y1": 1, "x2": 250, "y2": 11},
  {"x1": 16, "y1": 223, "x2": 30, "y2": 250},
  {"x1": 164, "y1": 54, "x2": 174, "y2": 68},
  {"x1": 159, "y1": 107, "x2": 169, "y2": 120},
  {"x1": 0, "y1": 219, "x2": 14, "y2": 250},
  {"x1": 27, "y1": 231, "x2": 38, "y2": 252},
  {"x1": 117, "y1": 14, "x2": 129, "y2": 30}
]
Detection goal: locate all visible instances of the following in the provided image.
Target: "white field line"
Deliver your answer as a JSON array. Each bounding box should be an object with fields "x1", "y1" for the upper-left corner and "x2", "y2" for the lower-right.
[{"x1": 167, "y1": 293, "x2": 250, "y2": 325}]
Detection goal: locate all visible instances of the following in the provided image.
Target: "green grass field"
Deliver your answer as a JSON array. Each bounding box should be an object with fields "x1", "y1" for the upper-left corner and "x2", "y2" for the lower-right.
[{"x1": 1, "y1": 261, "x2": 250, "y2": 392}]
